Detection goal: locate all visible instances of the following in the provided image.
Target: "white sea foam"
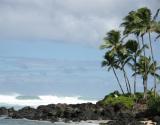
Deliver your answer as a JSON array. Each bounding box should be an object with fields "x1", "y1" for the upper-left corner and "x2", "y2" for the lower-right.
[{"x1": 0, "y1": 94, "x2": 97, "y2": 108}]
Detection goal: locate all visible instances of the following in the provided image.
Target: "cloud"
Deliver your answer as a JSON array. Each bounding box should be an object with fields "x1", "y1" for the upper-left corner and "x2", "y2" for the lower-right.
[{"x1": 0, "y1": 0, "x2": 159, "y2": 46}]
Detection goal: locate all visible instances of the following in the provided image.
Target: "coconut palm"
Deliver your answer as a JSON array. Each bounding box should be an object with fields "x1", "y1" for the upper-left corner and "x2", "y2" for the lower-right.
[
  {"x1": 121, "y1": 10, "x2": 141, "y2": 48},
  {"x1": 102, "y1": 51, "x2": 125, "y2": 94},
  {"x1": 136, "y1": 7, "x2": 160, "y2": 96},
  {"x1": 122, "y1": 7, "x2": 160, "y2": 96},
  {"x1": 115, "y1": 44, "x2": 132, "y2": 93},
  {"x1": 133, "y1": 56, "x2": 160, "y2": 99},
  {"x1": 100, "y1": 30, "x2": 122, "y2": 51},
  {"x1": 125, "y1": 40, "x2": 139, "y2": 94},
  {"x1": 125, "y1": 40, "x2": 148, "y2": 94},
  {"x1": 100, "y1": 30, "x2": 131, "y2": 93}
]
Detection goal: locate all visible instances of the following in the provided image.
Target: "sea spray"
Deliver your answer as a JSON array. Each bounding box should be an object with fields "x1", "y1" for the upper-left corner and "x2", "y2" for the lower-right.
[{"x1": 0, "y1": 94, "x2": 97, "y2": 109}]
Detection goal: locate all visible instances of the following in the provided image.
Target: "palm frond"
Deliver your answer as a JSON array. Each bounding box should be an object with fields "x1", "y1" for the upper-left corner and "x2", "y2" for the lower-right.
[
  {"x1": 155, "y1": 34, "x2": 160, "y2": 41},
  {"x1": 101, "y1": 61, "x2": 108, "y2": 67},
  {"x1": 153, "y1": 8, "x2": 160, "y2": 21},
  {"x1": 132, "y1": 71, "x2": 141, "y2": 76}
]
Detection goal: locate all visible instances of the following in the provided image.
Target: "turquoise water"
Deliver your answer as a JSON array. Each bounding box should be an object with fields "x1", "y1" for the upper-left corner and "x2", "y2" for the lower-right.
[{"x1": 0, "y1": 118, "x2": 99, "y2": 125}]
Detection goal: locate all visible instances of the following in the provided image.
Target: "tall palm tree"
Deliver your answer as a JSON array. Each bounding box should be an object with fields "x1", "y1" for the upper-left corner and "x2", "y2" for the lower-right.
[
  {"x1": 122, "y1": 7, "x2": 160, "y2": 96},
  {"x1": 116, "y1": 44, "x2": 132, "y2": 93},
  {"x1": 102, "y1": 51, "x2": 125, "y2": 94},
  {"x1": 136, "y1": 7, "x2": 160, "y2": 96},
  {"x1": 125, "y1": 40, "x2": 148, "y2": 94},
  {"x1": 121, "y1": 9, "x2": 147, "y2": 94},
  {"x1": 133, "y1": 56, "x2": 160, "y2": 99},
  {"x1": 100, "y1": 30, "x2": 131, "y2": 93}
]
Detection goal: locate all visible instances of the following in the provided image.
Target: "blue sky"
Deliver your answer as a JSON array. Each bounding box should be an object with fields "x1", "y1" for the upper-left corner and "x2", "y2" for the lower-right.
[{"x1": 0, "y1": 0, "x2": 159, "y2": 99}]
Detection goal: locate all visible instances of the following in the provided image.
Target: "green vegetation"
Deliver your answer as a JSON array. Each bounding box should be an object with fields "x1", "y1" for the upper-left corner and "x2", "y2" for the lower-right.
[
  {"x1": 100, "y1": 95, "x2": 134, "y2": 109},
  {"x1": 98, "y1": 91, "x2": 134, "y2": 108},
  {"x1": 98, "y1": 91, "x2": 160, "y2": 110},
  {"x1": 147, "y1": 96, "x2": 160, "y2": 113},
  {"x1": 100, "y1": 7, "x2": 160, "y2": 100}
]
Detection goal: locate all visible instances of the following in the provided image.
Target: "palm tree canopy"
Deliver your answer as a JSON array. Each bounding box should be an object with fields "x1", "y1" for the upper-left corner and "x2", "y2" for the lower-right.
[
  {"x1": 133, "y1": 56, "x2": 150, "y2": 78},
  {"x1": 125, "y1": 40, "x2": 139, "y2": 53},
  {"x1": 102, "y1": 51, "x2": 119, "y2": 71},
  {"x1": 133, "y1": 56, "x2": 160, "y2": 81},
  {"x1": 154, "y1": 21, "x2": 160, "y2": 40},
  {"x1": 149, "y1": 61, "x2": 160, "y2": 80},
  {"x1": 133, "y1": 7, "x2": 151, "y2": 36},
  {"x1": 121, "y1": 11, "x2": 141, "y2": 36},
  {"x1": 121, "y1": 7, "x2": 160, "y2": 37},
  {"x1": 100, "y1": 30, "x2": 121, "y2": 50}
]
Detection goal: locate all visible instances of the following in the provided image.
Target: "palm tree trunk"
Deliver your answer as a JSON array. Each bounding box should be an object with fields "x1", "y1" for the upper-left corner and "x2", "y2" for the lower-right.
[
  {"x1": 112, "y1": 67, "x2": 125, "y2": 94},
  {"x1": 122, "y1": 68, "x2": 130, "y2": 93},
  {"x1": 149, "y1": 32, "x2": 156, "y2": 97},
  {"x1": 141, "y1": 36, "x2": 146, "y2": 56},
  {"x1": 134, "y1": 57, "x2": 137, "y2": 95},
  {"x1": 143, "y1": 77, "x2": 148, "y2": 100},
  {"x1": 141, "y1": 35, "x2": 148, "y2": 99},
  {"x1": 124, "y1": 69, "x2": 132, "y2": 93},
  {"x1": 134, "y1": 35, "x2": 140, "y2": 95},
  {"x1": 136, "y1": 35, "x2": 140, "y2": 49}
]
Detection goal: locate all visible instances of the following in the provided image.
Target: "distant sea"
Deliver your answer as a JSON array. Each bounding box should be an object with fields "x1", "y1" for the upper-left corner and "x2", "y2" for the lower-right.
[{"x1": 0, "y1": 118, "x2": 100, "y2": 125}]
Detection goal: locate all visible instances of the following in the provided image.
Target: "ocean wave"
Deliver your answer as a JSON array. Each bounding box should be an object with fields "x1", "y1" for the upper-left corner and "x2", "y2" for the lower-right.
[{"x1": 0, "y1": 94, "x2": 97, "y2": 108}]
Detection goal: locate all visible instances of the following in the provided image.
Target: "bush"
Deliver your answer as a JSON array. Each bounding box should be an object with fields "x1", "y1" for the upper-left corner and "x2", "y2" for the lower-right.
[
  {"x1": 134, "y1": 92, "x2": 143, "y2": 100},
  {"x1": 147, "y1": 96, "x2": 160, "y2": 114},
  {"x1": 98, "y1": 91, "x2": 158, "y2": 110},
  {"x1": 100, "y1": 95, "x2": 134, "y2": 109},
  {"x1": 102, "y1": 91, "x2": 121, "y2": 99}
]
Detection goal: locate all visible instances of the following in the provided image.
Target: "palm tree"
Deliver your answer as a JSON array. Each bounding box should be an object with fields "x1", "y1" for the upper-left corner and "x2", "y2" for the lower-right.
[
  {"x1": 133, "y1": 56, "x2": 160, "y2": 99},
  {"x1": 122, "y1": 7, "x2": 160, "y2": 96},
  {"x1": 125, "y1": 40, "x2": 148, "y2": 94},
  {"x1": 100, "y1": 30, "x2": 131, "y2": 93},
  {"x1": 116, "y1": 44, "x2": 132, "y2": 93},
  {"x1": 125, "y1": 40, "x2": 139, "y2": 95},
  {"x1": 136, "y1": 7, "x2": 160, "y2": 96},
  {"x1": 121, "y1": 9, "x2": 147, "y2": 94},
  {"x1": 102, "y1": 51, "x2": 125, "y2": 94},
  {"x1": 121, "y1": 10, "x2": 141, "y2": 48}
]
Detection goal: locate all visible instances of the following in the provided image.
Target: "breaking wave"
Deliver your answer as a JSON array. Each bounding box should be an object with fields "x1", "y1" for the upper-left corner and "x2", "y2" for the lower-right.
[{"x1": 0, "y1": 94, "x2": 97, "y2": 109}]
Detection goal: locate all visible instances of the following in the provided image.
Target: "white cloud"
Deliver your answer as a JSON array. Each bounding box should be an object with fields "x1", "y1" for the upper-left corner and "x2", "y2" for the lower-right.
[{"x1": 0, "y1": 0, "x2": 159, "y2": 46}]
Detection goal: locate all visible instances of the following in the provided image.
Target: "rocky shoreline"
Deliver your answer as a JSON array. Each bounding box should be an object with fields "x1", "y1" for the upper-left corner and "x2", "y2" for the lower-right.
[{"x1": 0, "y1": 103, "x2": 160, "y2": 125}]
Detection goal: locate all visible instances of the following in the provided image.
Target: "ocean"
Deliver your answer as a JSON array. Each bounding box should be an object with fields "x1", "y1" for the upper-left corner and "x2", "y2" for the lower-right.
[
  {"x1": 0, "y1": 94, "x2": 97, "y2": 109},
  {"x1": 0, "y1": 118, "x2": 100, "y2": 125},
  {"x1": 0, "y1": 93, "x2": 100, "y2": 125}
]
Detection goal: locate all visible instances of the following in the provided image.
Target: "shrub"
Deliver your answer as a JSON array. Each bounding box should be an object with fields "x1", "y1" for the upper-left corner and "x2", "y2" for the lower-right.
[
  {"x1": 134, "y1": 92, "x2": 143, "y2": 100},
  {"x1": 100, "y1": 95, "x2": 134, "y2": 109},
  {"x1": 147, "y1": 96, "x2": 160, "y2": 114}
]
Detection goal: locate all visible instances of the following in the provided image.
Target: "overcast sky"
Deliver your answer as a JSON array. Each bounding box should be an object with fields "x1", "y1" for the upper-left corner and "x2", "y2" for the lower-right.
[
  {"x1": 0, "y1": 0, "x2": 159, "y2": 98},
  {"x1": 0, "y1": 0, "x2": 159, "y2": 46}
]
